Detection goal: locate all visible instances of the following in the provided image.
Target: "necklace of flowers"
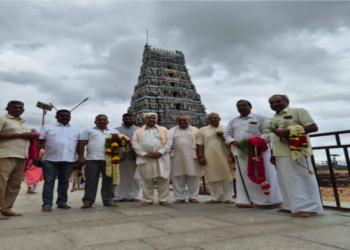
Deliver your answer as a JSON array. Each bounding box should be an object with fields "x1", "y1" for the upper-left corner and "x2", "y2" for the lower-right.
[
  {"x1": 246, "y1": 137, "x2": 270, "y2": 195},
  {"x1": 288, "y1": 125, "x2": 314, "y2": 175},
  {"x1": 105, "y1": 134, "x2": 132, "y2": 186}
]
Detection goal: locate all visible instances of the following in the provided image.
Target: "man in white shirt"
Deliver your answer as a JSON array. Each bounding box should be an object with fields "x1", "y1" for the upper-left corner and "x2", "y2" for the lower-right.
[
  {"x1": 132, "y1": 113, "x2": 172, "y2": 206},
  {"x1": 170, "y1": 115, "x2": 201, "y2": 203},
  {"x1": 114, "y1": 113, "x2": 141, "y2": 202},
  {"x1": 77, "y1": 115, "x2": 119, "y2": 208},
  {"x1": 36, "y1": 110, "x2": 80, "y2": 212},
  {"x1": 224, "y1": 100, "x2": 282, "y2": 208}
]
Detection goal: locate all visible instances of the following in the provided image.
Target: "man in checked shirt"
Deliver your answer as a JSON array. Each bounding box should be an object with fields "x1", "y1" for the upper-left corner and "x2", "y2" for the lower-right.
[{"x1": 224, "y1": 100, "x2": 282, "y2": 209}]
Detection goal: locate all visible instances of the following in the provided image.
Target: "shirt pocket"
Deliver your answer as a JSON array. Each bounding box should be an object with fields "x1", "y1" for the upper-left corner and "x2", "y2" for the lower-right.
[{"x1": 246, "y1": 122, "x2": 259, "y2": 135}]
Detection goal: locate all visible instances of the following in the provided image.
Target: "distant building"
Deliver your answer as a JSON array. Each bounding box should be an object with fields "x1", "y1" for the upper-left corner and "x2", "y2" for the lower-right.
[{"x1": 128, "y1": 44, "x2": 207, "y2": 128}]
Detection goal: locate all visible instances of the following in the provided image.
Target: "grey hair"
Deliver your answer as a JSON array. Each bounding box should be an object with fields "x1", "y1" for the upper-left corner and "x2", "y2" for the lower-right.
[
  {"x1": 143, "y1": 112, "x2": 158, "y2": 119},
  {"x1": 270, "y1": 94, "x2": 289, "y2": 102},
  {"x1": 207, "y1": 112, "x2": 220, "y2": 118},
  {"x1": 176, "y1": 115, "x2": 190, "y2": 120}
]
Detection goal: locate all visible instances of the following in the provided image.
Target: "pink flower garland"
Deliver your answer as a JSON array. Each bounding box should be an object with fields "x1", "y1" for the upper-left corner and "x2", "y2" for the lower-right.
[
  {"x1": 247, "y1": 137, "x2": 271, "y2": 195},
  {"x1": 28, "y1": 133, "x2": 41, "y2": 160}
]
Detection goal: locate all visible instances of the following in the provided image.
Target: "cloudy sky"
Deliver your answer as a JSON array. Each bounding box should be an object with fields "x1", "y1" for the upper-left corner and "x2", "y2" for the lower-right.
[{"x1": 1, "y1": 1, "x2": 350, "y2": 160}]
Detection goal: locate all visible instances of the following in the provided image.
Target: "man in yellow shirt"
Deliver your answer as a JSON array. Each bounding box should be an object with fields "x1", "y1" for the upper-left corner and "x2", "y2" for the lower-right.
[
  {"x1": 269, "y1": 95, "x2": 323, "y2": 218},
  {"x1": 0, "y1": 101, "x2": 39, "y2": 220}
]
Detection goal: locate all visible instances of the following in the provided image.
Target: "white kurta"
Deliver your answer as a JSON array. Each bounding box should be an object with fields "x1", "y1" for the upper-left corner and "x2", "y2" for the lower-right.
[
  {"x1": 132, "y1": 126, "x2": 172, "y2": 180},
  {"x1": 197, "y1": 125, "x2": 234, "y2": 183},
  {"x1": 170, "y1": 127, "x2": 202, "y2": 178},
  {"x1": 114, "y1": 125, "x2": 141, "y2": 200},
  {"x1": 276, "y1": 156, "x2": 323, "y2": 213}
]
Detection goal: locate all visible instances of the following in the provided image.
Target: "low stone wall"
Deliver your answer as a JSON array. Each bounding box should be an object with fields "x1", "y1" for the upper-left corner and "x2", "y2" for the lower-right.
[{"x1": 317, "y1": 171, "x2": 350, "y2": 187}]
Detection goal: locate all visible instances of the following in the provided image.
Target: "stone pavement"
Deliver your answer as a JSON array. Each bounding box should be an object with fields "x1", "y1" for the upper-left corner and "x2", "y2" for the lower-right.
[{"x1": 1, "y1": 181, "x2": 350, "y2": 250}]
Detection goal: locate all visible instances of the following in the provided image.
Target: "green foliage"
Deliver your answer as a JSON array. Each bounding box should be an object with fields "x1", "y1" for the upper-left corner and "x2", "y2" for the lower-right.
[
  {"x1": 238, "y1": 139, "x2": 253, "y2": 154},
  {"x1": 215, "y1": 130, "x2": 224, "y2": 138}
]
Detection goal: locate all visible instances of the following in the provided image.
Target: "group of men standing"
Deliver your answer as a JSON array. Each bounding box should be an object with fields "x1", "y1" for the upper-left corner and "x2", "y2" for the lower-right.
[{"x1": 0, "y1": 94, "x2": 323, "y2": 220}]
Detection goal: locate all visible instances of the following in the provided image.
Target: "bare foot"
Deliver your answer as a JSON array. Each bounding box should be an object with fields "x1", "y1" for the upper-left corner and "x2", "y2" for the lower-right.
[
  {"x1": 131, "y1": 199, "x2": 140, "y2": 202},
  {"x1": 1, "y1": 211, "x2": 23, "y2": 216},
  {"x1": 42, "y1": 207, "x2": 52, "y2": 212},
  {"x1": 57, "y1": 204, "x2": 71, "y2": 209},
  {"x1": 174, "y1": 200, "x2": 185, "y2": 204},
  {"x1": 224, "y1": 200, "x2": 235, "y2": 204},
  {"x1": 159, "y1": 201, "x2": 171, "y2": 206},
  {"x1": 189, "y1": 199, "x2": 200, "y2": 203},
  {"x1": 0, "y1": 214, "x2": 10, "y2": 220},
  {"x1": 277, "y1": 209, "x2": 291, "y2": 213},
  {"x1": 291, "y1": 211, "x2": 317, "y2": 218},
  {"x1": 81, "y1": 204, "x2": 92, "y2": 209},
  {"x1": 141, "y1": 202, "x2": 153, "y2": 206},
  {"x1": 104, "y1": 203, "x2": 118, "y2": 207},
  {"x1": 205, "y1": 199, "x2": 221, "y2": 204}
]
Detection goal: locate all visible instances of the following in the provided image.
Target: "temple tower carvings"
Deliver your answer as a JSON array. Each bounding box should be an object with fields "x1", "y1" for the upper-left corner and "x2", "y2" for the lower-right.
[{"x1": 128, "y1": 44, "x2": 207, "y2": 128}]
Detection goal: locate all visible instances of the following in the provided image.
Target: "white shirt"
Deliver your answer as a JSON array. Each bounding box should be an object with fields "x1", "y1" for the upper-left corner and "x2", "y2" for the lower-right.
[
  {"x1": 80, "y1": 127, "x2": 120, "y2": 161},
  {"x1": 39, "y1": 122, "x2": 80, "y2": 162},
  {"x1": 224, "y1": 113, "x2": 270, "y2": 155}
]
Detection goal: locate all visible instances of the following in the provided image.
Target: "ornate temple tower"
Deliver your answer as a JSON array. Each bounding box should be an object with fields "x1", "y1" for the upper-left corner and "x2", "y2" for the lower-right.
[{"x1": 128, "y1": 44, "x2": 207, "y2": 129}]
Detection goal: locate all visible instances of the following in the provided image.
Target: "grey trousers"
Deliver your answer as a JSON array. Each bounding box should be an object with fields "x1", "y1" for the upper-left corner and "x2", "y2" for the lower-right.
[{"x1": 82, "y1": 160, "x2": 114, "y2": 206}]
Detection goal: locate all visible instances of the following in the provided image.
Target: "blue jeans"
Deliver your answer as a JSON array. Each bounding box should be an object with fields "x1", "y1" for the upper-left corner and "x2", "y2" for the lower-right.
[{"x1": 42, "y1": 161, "x2": 75, "y2": 208}]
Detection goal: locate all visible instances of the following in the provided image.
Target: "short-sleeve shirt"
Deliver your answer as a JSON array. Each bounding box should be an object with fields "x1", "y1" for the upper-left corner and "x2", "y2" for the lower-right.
[
  {"x1": 39, "y1": 122, "x2": 80, "y2": 162},
  {"x1": 270, "y1": 107, "x2": 315, "y2": 157},
  {"x1": 80, "y1": 127, "x2": 120, "y2": 161},
  {"x1": 0, "y1": 114, "x2": 31, "y2": 159}
]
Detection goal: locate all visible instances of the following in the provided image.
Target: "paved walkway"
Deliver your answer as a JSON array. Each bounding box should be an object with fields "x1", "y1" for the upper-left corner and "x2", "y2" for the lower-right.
[{"x1": 1, "y1": 181, "x2": 350, "y2": 250}]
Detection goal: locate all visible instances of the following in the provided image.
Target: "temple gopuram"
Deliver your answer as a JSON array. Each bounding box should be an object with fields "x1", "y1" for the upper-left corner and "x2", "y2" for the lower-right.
[{"x1": 128, "y1": 44, "x2": 207, "y2": 128}]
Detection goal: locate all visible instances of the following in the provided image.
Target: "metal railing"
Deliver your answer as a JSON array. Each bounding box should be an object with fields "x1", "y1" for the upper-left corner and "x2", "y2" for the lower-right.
[{"x1": 310, "y1": 130, "x2": 350, "y2": 211}]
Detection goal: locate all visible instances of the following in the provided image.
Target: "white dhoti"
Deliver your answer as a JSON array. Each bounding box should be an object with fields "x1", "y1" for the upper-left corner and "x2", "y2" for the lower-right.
[
  {"x1": 140, "y1": 175, "x2": 169, "y2": 203},
  {"x1": 172, "y1": 175, "x2": 199, "y2": 200},
  {"x1": 235, "y1": 150, "x2": 282, "y2": 207},
  {"x1": 114, "y1": 159, "x2": 141, "y2": 200},
  {"x1": 276, "y1": 156, "x2": 323, "y2": 213},
  {"x1": 209, "y1": 179, "x2": 234, "y2": 202}
]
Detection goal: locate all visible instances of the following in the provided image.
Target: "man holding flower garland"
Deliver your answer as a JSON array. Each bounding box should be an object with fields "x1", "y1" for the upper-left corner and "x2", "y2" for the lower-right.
[
  {"x1": 269, "y1": 95, "x2": 323, "y2": 218},
  {"x1": 170, "y1": 115, "x2": 202, "y2": 204},
  {"x1": 132, "y1": 113, "x2": 172, "y2": 206},
  {"x1": 224, "y1": 100, "x2": 282, "y2": 209},
  {"x1": 197, "y1": 112, "x2": 235, "y2": 204},
  {"x1": 77, "y1": 114, "x2": 119, "y2": 208}
]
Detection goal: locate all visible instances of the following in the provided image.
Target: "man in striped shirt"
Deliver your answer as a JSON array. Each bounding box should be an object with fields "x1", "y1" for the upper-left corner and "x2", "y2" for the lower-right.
[{"x1": 224, "y1": 100, "x2": 282, "y2": 209}]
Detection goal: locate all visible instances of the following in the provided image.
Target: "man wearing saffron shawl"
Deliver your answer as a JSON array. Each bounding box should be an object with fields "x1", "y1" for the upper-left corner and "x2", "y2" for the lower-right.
[
  {"x1": 170, "y1": 115, "x2": 202, "y2": 204},
  {"x1": 269, "y1": 95, "x2": 323, "y2": 217},
  {"x1": 113, "y1": 113, "x2": 141, "y2": 202},
  {"x1": 77, "y1": 114, "x2": 119, "y2": 208},
  {"x1": 197, "y1": 112, "x2": 235, "y2": 204},
  {"x1": 224, "y1": 100, "x2": 282, "y2": 209},
  {"x1": 0, "y1": 101, "x2": 39, "y2": 220},
  {"x1": 132, "y1": 113, "x2": 172, "y2": 206}
]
